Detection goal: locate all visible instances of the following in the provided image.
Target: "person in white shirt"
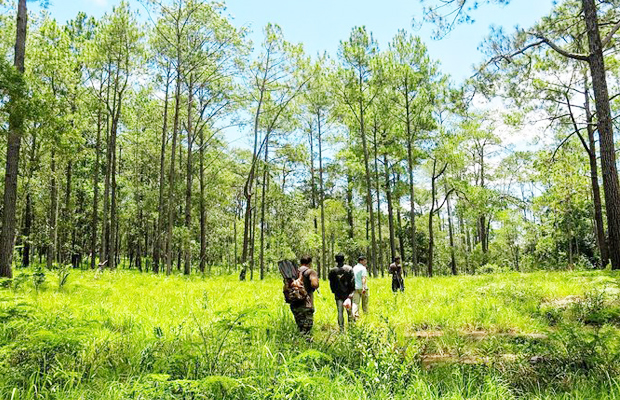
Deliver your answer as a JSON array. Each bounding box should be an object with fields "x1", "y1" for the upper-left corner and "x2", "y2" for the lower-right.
[{"x1": 352, "y1": 255, "x2": 369, "y2": 320}]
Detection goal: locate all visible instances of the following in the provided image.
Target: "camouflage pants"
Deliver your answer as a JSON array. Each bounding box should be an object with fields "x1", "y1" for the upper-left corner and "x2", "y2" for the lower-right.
[{"x1": 290, "y1": 306, "x2": 314, "y2": 334}]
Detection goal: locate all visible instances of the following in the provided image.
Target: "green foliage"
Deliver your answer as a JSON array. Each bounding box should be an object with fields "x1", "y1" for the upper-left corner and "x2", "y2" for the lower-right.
[
  {"x1": 0, "y1": 269, "x2": 619, "y2": 398},
  {"x1": 31, "y1": 266, "x2": 45, "y2": 292},
  {"x1": 57, "y1": 265, "x2": 70, "y2": 290}
]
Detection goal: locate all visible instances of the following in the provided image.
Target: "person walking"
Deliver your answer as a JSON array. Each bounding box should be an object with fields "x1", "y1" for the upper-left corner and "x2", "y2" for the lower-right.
[
  {"x1": 328, "y1": 253, "x2": 355, "y2": 330},
  {"x1": 389, "y1": 256, "x2": 405, "y2": 292},
  {"x1": 284, "y1": 255, "x2": 319, "y2": 335},
  {"x1": 352, "y1": 255, "x2": 369, "y2": 320}
]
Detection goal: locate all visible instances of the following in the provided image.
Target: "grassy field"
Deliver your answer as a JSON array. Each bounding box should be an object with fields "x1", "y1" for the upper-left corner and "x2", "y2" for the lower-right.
[{"x1": 2, "y1": 267, "x2": 620, "y2": 399}]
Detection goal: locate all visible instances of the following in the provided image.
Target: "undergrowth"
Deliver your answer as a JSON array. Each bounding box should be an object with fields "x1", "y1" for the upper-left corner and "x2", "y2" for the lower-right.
[{"x1": 1, "y1": 268, "x2": 620, "y2": 399}]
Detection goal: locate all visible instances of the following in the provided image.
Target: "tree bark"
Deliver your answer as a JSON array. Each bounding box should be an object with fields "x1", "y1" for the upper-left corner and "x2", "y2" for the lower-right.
[
  {"x1": 184, "y1": 75, "x2": 194, "y2": 276},
  {"x1": 90, "y1": 105, "x2": 102, "y2": 269},
  {"x1": 154, "y1": 63, "x2": 171, "y2": 274},
  {"x1": 359, "y1": 80, "x2": 378, "y2": 276},
  {"x1": 585, "y1": 81, "x2": 609, "y2": 268},
  {"x1": 582, "y1": 0, "x2": 620, "y2": 269},
  {"x1": 259, "y1": 136, "x2": 269, "y2": 280},
  {"x1": 373, "y1": 124, "x2": 384, "y2": 276},
  {"x1": 61, "y1": 161, "x2": 73, "y2": 264},
  {"x1": 446, "y1": 183, "x2": 457, "y2": 275},
  {"x1": 109, "y1": 102, "x2": 120, "y2": 269},
  {"x1": 22, "y1": 130, "x2": 37, "y2": 269},
  {"x1": 383, "y1": 153, "x2": 396, "y2": 262},
  {"x1": 47, "y1": 151, "x2": 58, "y2": 269},
  {"x1": 0, "y1": 0, "x2": 27, "y2": 278},
  {"x1": 406, "y1": 141, "x2": 418, "y2": 276},
  {"x1": 199, "y1": 128, "x2": 206, "y2": 274},
  {"x1": 428, "y1": 160, "x2": 437, "y2": 277},
  {"x1": 308, "y1": 125, "x2": 319, "y2": 277},
  {"x1": 346, "y1": 174, "x2": 354, "y2": 239},
  {"x1": 166, "y1": 52, "x2": 182, "y2": 275},
  {"x1": 317, "y1": 112, "x2": 327, "y2": 280}
]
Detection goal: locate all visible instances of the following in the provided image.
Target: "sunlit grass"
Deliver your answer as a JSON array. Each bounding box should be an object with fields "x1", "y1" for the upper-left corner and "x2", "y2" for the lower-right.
[{"x1": 1, "y1": 267, "x2": 620, "y2": 399}]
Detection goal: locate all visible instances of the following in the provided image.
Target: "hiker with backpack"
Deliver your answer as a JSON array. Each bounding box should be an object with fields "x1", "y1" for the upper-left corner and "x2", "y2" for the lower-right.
[
  {"x1": 328, "y1": 253, "x2": 355, "y2": 330},
  {"x1": 280, "y1": 256, "x2": 319, "y2": 335},
  {"x1": 389, "y1": 256, "x2": 405, "y2": 292},
  {"x1": 352, "y1": 255, "x2": 369, "y2": 320}
]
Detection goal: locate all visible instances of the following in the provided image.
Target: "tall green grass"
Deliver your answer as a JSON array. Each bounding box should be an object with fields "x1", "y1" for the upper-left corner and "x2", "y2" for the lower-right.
[{"x1": 1, "y1": 268, "x2": 620, "y2": 399}]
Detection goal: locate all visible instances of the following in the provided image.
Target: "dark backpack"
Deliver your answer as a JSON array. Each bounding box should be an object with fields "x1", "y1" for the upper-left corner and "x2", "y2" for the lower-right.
[{"x1": 283, "y1": 267, "x2": 308, "y2": 305}]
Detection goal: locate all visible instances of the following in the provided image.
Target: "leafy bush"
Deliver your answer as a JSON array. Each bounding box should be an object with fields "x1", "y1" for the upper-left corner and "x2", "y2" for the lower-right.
[{"x1": 32, "y1": 266, "x2": 45, "y2": 292}]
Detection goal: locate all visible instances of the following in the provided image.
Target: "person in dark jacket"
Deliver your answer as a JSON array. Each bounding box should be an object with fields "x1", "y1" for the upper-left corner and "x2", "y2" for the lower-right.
[
  {"x1": 389, "y1": 256, "x2": 405, "y2": 292},
  {"x1": 289, "y1": 255, "x2": 319, "y2": 335},
  {"x1": 328, "y1": 253, "x2": 355, "y2": 330}
]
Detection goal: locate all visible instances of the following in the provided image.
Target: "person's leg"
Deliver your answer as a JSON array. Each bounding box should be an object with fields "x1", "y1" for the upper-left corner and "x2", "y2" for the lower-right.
[
  {"x1": 346, "y1": 301, "x2": 353, "y2": 323},
  {"x1": 392, "y1": 277, "x2": 398, "y2": 293},
  {"x1": 291, "y1": 305, "x2": 304, "y2": 332},
  {"x1": 362, "y1": 290, "x2": 369, "y2": 313},
  {"x1": 300, "y1": 308, "x2": 314, "y2": 334},
  {"x1": 352, "y1": 290, "x2": 361, "y2": 320},
  {"x1": 336, "y1": 299, "x2": 344, "y2": 329}
]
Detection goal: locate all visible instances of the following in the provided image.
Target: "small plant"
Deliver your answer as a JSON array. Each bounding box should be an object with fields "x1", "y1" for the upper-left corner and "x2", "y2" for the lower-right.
[
  {"x1": 32, "y1": 266, "x2": 46, "y2": 292},
  {"x1": 57, "y1": 265, "x2": 70, "y2": 290},
  {"x1": 12, "y1": 271, "x2": 29, "y2": 291}
]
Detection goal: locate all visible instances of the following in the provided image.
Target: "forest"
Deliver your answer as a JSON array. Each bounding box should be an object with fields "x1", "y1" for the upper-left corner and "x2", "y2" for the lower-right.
[{"x1": 1, "y1": 0, "x2": 620, "y2": 398}]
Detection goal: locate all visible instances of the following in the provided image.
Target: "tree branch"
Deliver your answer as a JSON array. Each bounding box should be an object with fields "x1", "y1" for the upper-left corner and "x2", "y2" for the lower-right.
[
  {"x1": 527, "y1": 32, "x2": 590, "y2": 62},
  {"x1": 602, "y1": 20, "x2": 620, "y2": 49},
  {"x1": 564, "y1": 92, "x2": 592, "y2": 158}
]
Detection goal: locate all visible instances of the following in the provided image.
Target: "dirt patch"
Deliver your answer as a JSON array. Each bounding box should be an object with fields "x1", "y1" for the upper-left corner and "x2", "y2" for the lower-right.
[
  {"x1": 410, "y1": 330, "x2": 444, "y2": 338},
  {"x1": 407, "y1": 329, "x2": 547, "y2": 340},
  {"x1": 542, "y1": 295, "x2": 581, "y2": 309},
  {"x1": 462, "y1": 330, "x2": 548, "y2": 340},
  {"x1": 421, "y1": 353, "x2": 519, "y2": 369}
]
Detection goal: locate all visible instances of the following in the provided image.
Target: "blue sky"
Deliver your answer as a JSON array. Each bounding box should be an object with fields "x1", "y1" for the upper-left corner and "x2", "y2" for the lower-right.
[
  {"x1": 36, "y1": 0, "x2": 555, "y2": 83},
  {"x1": 30, "y1": 0, "x2": 555, "y2": 150}
]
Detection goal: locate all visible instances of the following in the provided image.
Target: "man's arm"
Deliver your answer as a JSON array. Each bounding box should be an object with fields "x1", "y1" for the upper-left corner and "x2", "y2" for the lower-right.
[{"x1": 328, "y1": 270, "x2": 337, "y2": 294}]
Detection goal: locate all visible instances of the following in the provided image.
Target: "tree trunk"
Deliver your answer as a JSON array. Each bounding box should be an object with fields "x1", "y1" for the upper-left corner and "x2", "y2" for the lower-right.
[
  {"x1": 446, "y1": 183, "x2": 457, "y2": 275},
  {"x1": 317, "y1": 112, "x2": 327, "y2": 280},
  {"x1": 101, "y1": 68, "x2": 112, "y2": 270},
  {"x1": 249, "y1": 175, "x2": 259, "y2": 280},
  {"x1": 166, "y1": 55, "x2": 182, "y2": 275},
  {"x1": 90, "y1": 105, "x2": 102, "y2": 269},
  {"x1": 259, "y1": 136, "x2": 269, "y2": 280},
  {"x1": 22, "y1": 130, "x2": 37, "y2": 269},
  {"x1": 154, "y1": 63, "x2": 171, "y2": 274},
  {"x1": 22, "y1": 193, "x2": 32, "y2": 268},
  {"x1": 61, "y1": 161, "x2": 73, "y2": 264},
  {"x1": 308, "y1": 125, "x2": 319, "y2": 277},
  {"x1": 184, "y1": 75, "x2": 194, "y2": 276},
  {"x1": 428, "y1": 160, "x2": 436, "y2": 278},
  {"x1": 583, "y1": 0, "x2": 620, "y2": 269},
  {"x1": 199, "y1": 128, "x2": 206, "y2": 274},
  {"x1": 346, "y1": 174, "x2": 354, "y2": 239},
  {"x1": 373, "y1": 125, "x2": 384, "y2": 276},
  {"x1": 0, "y1": 0, "x2": 27, "y2": 278},
  {"x1": 406, "y1": 141, "x2": 418, "y2": 276},
  {"x1": 47, "y1": 151, "x2": 58, "y2": 269},
  {"x1": 360, "y1": 96, "x2": 378, "y2": 277},
  {"x1": 242, "y1": 64, "x2": 269, "y2": 276},
  {"x1": 109, "y1": 107, "x2": 120, "y2": 270},
  {"x1": 584, "y1": 82, "x2": 609, "y2": 268},
  {"x1": 384, "y1": 153, "x2": 396, "y2": 262}
]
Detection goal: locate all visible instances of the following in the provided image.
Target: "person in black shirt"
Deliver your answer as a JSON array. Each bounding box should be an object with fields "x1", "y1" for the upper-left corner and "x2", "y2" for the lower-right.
[
  {"x1": 389, "y1": 256, "x2": 405, "y2": 292},
  {"x1": 328, "y1": 253, "x2": 355, "y2": 330}
]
